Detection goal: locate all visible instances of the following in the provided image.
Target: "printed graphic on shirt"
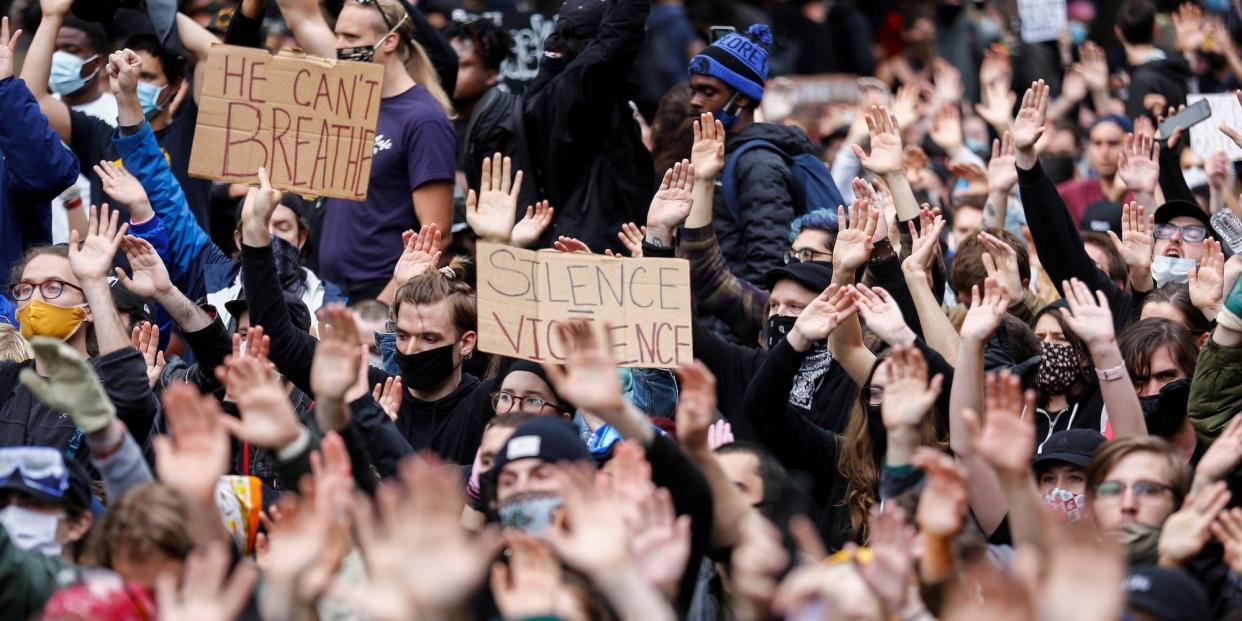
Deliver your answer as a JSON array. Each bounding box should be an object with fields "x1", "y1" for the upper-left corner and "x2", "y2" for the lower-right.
[{"x1": 374, "y1": 134, "x2": 394, "y2": 155}]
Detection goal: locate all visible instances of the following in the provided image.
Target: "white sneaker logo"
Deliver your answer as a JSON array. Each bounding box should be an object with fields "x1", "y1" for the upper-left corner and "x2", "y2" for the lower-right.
[{"x1": 374, "y1": 134, "x2": 393, "y2": 155}]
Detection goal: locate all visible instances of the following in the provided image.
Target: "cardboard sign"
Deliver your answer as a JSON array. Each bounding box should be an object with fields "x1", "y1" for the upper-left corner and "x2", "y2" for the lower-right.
[
  {"x1": 1188, "y1": 93, "x2": 1242, "y2": 161},
  {"x1": 189, "y1": 44, "x2": 385, "y2": 200},
  {"x1": 476, "y1": 243, "x2": 693, "y2": 368},
  {"x1": 1018, "y1": 0, "x2": 1067, "y2": 43},
  {"x1": 449, "y1": 9, "x2": 555, "y2": 93}
]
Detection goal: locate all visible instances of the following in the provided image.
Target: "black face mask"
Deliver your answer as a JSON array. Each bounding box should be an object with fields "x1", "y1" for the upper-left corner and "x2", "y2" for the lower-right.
[
  {"x1": 337, "y1": 42, "x2": 380, "y2": 63},
  {"x1": 766, "y1": 315, "x2": 797, "y2": 349},
  {"x1": 1138, "y1": 378, "x2": 1191, "y2": 438},
  {"x1": 1041, "y1": 155, "x2": 1078, "y2": 185},
  {"x1": 393, "y1": 343, "x2": 459, "y2": 391}
]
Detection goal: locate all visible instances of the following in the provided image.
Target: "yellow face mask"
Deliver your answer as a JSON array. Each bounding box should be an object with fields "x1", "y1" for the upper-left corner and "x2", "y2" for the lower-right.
[{"x1": 17, "y1": 299, "x2": 88, "y2": 341}]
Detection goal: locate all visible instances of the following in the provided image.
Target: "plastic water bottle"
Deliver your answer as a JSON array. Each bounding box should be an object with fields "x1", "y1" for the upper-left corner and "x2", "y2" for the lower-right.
[{"x1": 1212, "y1": 209, "x2": 1242, "y2": 255}]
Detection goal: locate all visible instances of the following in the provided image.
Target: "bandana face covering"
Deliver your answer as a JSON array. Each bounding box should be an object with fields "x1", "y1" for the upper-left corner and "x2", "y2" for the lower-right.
[
  {"x1": 766, "y1": 314, "x2": 796, "y2": 349},
  {"x1": 497, "y1": 491, "x2": 563, "y2": 536},
  {"x1": 1043, "y1": 487, "x2": 1086, "y2": 522},
  {"x1": 17, "y1": 299, "x2": 87, "y2": 341},
  {"x1": 1034, "y1": 341, "x2": 1080, "y2": 395}
]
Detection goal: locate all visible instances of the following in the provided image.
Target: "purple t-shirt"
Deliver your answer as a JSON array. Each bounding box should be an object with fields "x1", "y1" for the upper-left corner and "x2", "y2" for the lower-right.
[{"x1": 319, "y1": 84, "x2": 455, "y2": 284}]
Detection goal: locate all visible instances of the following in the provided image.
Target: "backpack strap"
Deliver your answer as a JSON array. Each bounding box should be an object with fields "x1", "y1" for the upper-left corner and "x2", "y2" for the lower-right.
[{"x1": 722, "y1": 139, "x2": 789, "y2": 226}]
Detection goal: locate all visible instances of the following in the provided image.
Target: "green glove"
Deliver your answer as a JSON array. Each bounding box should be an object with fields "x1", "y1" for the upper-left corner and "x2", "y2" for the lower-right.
[{"x1": 18, "y1": 337, "x2": 116, "y2": 434}]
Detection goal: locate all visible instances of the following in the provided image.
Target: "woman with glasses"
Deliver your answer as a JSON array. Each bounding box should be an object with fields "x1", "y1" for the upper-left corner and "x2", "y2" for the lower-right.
[{"x1": 490, "y1": 361, "x2": 572, "y2": 420}]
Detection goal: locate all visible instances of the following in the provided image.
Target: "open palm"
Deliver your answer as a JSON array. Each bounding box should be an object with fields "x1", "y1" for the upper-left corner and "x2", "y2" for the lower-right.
[
  {"x1": 881, "y1": 347, "x2": 941, "y2": 430},
  {"x1": 647, "y1": 161, "x2": 694, "y2": 230},
  {"x1": 69, "y1": 204, "x2": 127, "y2": 281},
  {"x1": 1011, "y1": 81, "x2": 1049, "y2": 152},
  {"x1": 117, "y1": 236, "x2": 172, "y2": 298},
  {"x1": 1107, "y1": 202, "x2": 1154, "y2": 271}
]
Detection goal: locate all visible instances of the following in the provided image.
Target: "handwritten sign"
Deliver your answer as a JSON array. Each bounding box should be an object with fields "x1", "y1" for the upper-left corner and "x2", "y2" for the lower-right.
[
  {"x1": 449, "y1": 10, "x2": 555, "y2": 93},
  {"x1": 477, "y1": 243, "x2": 693, "y2": 368},
  {"x1": 1188, "y1": 94, "x2": 1242, "y2": 161},
  {"x1": 189, "y1": 44, "x2": 385, "y2": 200},
  {"x1": 1018, "y1": 0, "x2": 1067, "y2": 43}
]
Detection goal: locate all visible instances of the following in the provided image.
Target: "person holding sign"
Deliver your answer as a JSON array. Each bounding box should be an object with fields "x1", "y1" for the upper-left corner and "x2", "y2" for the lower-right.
[{"x1": 272, "y1": 0, "x2": 457, "y2": 301}]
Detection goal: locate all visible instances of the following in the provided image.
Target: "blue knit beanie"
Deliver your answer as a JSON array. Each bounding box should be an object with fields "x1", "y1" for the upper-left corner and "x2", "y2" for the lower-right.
[{"x1": 687, "y1": 24, "x2": 772, "y2": 103}]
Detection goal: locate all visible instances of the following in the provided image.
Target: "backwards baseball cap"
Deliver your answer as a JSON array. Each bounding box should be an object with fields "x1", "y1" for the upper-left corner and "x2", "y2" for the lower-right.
[
  {"x1": 763, "y1": 260, "x2": 833, "y2": 295},
  {"x1": 0, "y1": 447, "x2": 93, "y2": 516},
  {"x1": 688, "y1": 24, "x2": 773, "y2": 103},
  {"x1": 491, "y1": 417, "x2": 589, "y2": 475},
  {"x1": 1032, "y1": 429, "x2": 1106, "y2": 469},
  {"x1": 1124, "y1": 565, "x2": 1210, "y2": 621}
]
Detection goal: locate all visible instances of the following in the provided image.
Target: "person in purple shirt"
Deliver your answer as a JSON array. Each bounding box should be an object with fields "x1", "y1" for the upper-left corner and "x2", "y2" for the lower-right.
[{"x1": 274, "y1": 0, "x2": 457, "y2": 301}]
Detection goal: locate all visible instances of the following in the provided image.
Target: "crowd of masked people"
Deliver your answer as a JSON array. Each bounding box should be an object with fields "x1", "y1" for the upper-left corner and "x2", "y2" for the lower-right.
[{"x1": 8, "y1": 0, "x2": 1242, "y2": 618}]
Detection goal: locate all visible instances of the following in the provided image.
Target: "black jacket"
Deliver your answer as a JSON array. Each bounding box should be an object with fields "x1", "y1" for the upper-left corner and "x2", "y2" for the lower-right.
[
  {"x1": 712, "y1": 123, "x2": 818, "y2": 287},
  {"x1": 521, "y1": 0, "x2": 654, "y2": 253},
  {"x1": 1126, "y1": 53, "x2": 1191, "y2": 120}
]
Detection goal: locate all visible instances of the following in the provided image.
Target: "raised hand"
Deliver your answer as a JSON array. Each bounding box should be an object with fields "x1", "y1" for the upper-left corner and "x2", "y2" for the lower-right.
[
  {"x1": 1193, "y1": 415, "x2": 1242, "y2": 493},
  {"x1": 629, "y1": 486, "x2": 693, "y2": 598},
  {"x1": 1159, "y1": 481, "x2": 1231, "y2": 567},
  {"x1": 832, "y1": 198, "x2": 880, "y2": 273},
  {"x1": 853, "y1": 284, "x2": 916, "y2": 346},
  {"x1": 240, "y1": 167, "x2": 283, "y2": 245},
  {"x1": 155, "y1": 383, "x2": 232, "y2": 502},
  {"x1": 352, "y1": 453, "x2": 503, "y2": 615},
  {"x1": 947, "y1": 162, "x2": 989, "y2": 205},
  {"x1": 890, "y1": 84, "x2": 927, "y2": 132},
  {"x1": 1189, "y1": 238, "x2": 1225, "y2": 318},
  {"x1": 852, "y1": 105, "x2": 905, "y2": 176},
  {"x1": 1060, "y1": 65, "x2": 1088, "y2": 104},
  {"x1": 674, "y1": 361, "x2": 718, "y2": 453},
  {"x1": 987, "y1": 131, "x2": 1018, "y2": 195},
  {"x1": 929, "y1": 104, "x2": 964, "y2": 154},
  {"x1": 903, "y1": 208, "x2": 944, "y2": 277},
  {"x1": 69, "y1": 204, "x2": 127, "y2": 281},
  {"x1": 105, "y1": 48, "x2": 142, "y2": 97},
  {"x1": 959, "y1": 278, "x2": 1009, "y2": 343},
  {"x1": 511, "y1": 201, "x2": 554, "y2": 248},
  {"x1": 976, "y1": 78, "x2": 1016, "y2": 131},
  {"x1": 372, "y1": 375, "x2": 404, "y2": 422},
  {"x1": 0, "y1": 17, "x2": 22, "y2": 81},
  {"x1": 311, "y1": 304, "x2": 364, "y2": 402},
  {"x1": 18, "y1": 337, "x2": 116, "y2": 434},
  {"x1": 881, "y1": 346, "x2": 943, "y2": 431},
  {"x1": 616, "y1": 222, "x2": 645, "y2": 257},
  {"x1": 646, "y1": 160, "x2": 694, "y2": 241},
  {"x1": 466, "y1": 153, "x2": 523, "y2": 243},
  {"x1": 1107, "y1": 201, "x2": 1155, "y2": 280},
  {"x1": 215, "y1": 355, "x2": 303, "y2": 451},
  {"x1": 1212, "y1": 507, "x2": 1242, "y2": 575},
  {"x1": 116, "y1": 235, "x2": 173, "y2": 298},
  {"x1": 131, "y1": 321, "x2": 166, "y2": 388},
  {"x1": 855, "y1": 506, "x2": 920, "y2": 616},
  {"x1": 1077, "y1": 42, "x2": 1109, "y2": 94},
  {"x1": 788, "y1": 284, "x2": 857, "y2": 352},
  {"x1": 490, "y1": 537, "x2": 562, "y2": 620},
  {"x1": 545, "y1": 464, "x2": 633, "y2": 577},
  {"x1": 156, "y1": 543, "x2": 258, "y2": 621},
  {"x1": 1058, "y1": 278, "x2": 1116, "y2": 347},
  {"x1": 979, "y1": 43, "x2": 1012, "y2": 88},
  {"x1": 966, "y1": 370, "x2": 1036, "y2": 477},
  {"x1": 731, "y1": 512, "x2": 790, "y2": 617},
  {"x1": 691, "y1": 112, "x2": 726, "y2": 180},
  {"x1": 93, "y1": 161, "x2": 151, "y2": 212},
  {"x1": 1171, "y1": 2, "x2": 1206, "y2": 52},
  {"x1": 552, "y1": 236, "x2": 591, "y2": 254},
  {"x1": 543, "y1": 321, "x2": 625, "y2": 415},
  {"x1": 707, "y1": 420, "x2": 734, "y2": 450},
  {"x1": 933, "y1": 60, "x2": 963, "y2": 107},
  {"x1": 1222, "y1": 91, "x2": 1242, "y2": 148},
  {"x1": 1011, "y1": 80, "x2": 1050, "y2": 156},
  {"x1": 913, "y1": 448, "x2": 968, "y2": 537},
  {"x1": 392, "y1": 224, "x2": 442, "y2": 285},
  {"x1": 1117, "y1": 132, "x2": 1160, "y2": 196},
  {"x1": 978, "y1": 231, "x2": 1024, "y2": 305}
]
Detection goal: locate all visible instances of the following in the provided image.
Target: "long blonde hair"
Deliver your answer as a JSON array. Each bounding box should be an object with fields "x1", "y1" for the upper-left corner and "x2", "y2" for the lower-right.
[{"x1": 370, "y1": 0, "x2": 456, "y2": 118}]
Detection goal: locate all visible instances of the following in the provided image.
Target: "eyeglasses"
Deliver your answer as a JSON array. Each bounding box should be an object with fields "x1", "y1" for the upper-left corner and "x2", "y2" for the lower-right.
[
  {"x1": 9, "y1": 280, "x2": 84, "y2": 302},
  {"x1": 0, "y1": 447, "x2": 68, "y2": 499},
  {"x1": 491, "y1": 391, "x2": 559, "y2": 415},
  {"x1": 866, "y1": 385, "x2": 884, "y2": 406},
  {"x1": 1093, "y1": 479, "x2": 1173, "y2": 499},
  {"x1": 784, "y1": 248, "x2": 832, "y2": 264},
  {"x1": 1153, "y1": 223, "x2": 1208, "y2": 243}
]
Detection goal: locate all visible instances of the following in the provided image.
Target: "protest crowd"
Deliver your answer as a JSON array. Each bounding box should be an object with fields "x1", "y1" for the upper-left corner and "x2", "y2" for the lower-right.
[{"x1": 15, "y1": 0, "x2": 1242, "y2": 618}]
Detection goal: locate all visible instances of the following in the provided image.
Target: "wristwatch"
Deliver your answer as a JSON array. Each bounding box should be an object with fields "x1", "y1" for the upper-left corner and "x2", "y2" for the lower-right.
[
  {"x1": 868, "y1": 239, "x2": 896, "y2": 265},
  {"x1": 1096, "y1": 363, "x2": 1126, "y2": 382}
]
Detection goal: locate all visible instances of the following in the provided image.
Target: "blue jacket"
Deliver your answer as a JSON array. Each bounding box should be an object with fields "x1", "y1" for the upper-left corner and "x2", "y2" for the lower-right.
[
  {"x1": 0, "y1": 77, "x2": 79, "y2": 282},
  {"x1": 113, "y1": 122, "x2": 344, "y2": 324}
]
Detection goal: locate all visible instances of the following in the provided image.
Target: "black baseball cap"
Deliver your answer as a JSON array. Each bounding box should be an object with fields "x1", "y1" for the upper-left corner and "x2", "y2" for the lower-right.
[
  {"x1": 110, "y1": 281, "x2": 155, "y2": 328},
  {"x1": 1081, "y1": 201, "x2": 1122, "y2": 236},
  {"x1": 762, "y1": 260, "x2": 833, "y2": 295},
  {"x1": 1124, "y1": 565, "x2": 1210, "y2": 621},
  {"x1": 491, "y1": 417, "x2": 589, "y2": 475},
  {"x1": 225, "y1": 291, "x2": 312, "y2": 334},
  {"x1": 1032, "y1": 429, "x2": 1106, "y2": 469},
  {"x1": 1155, "y1": 200, "x2": 1217, "y2": 238}
]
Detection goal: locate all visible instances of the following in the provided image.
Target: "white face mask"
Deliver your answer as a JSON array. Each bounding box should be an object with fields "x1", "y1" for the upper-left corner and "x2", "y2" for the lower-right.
[
  {"x1": 0, "y1": 505, "x2": 62, "y2": 556},
  {"x1": 1152, "y1": 255, "x2": 1197, "y2": 287}
]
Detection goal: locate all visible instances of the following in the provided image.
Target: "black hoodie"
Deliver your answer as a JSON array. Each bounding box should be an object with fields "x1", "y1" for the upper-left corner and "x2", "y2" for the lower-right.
[{"x1": 1127, "y1": 52, "x2": 1192, "y2": 120}]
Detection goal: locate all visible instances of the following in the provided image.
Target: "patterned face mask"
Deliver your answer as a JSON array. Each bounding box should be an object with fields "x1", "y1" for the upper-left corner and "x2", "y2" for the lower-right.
[{"x1": 1035, "y1": 341, "x2": 1080, "y2": 395}]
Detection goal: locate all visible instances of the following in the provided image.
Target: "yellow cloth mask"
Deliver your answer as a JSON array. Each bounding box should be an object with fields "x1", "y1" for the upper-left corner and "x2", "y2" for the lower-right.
[{"x1": 17, "y1": 299, "x2": 87, "y2": 341}]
